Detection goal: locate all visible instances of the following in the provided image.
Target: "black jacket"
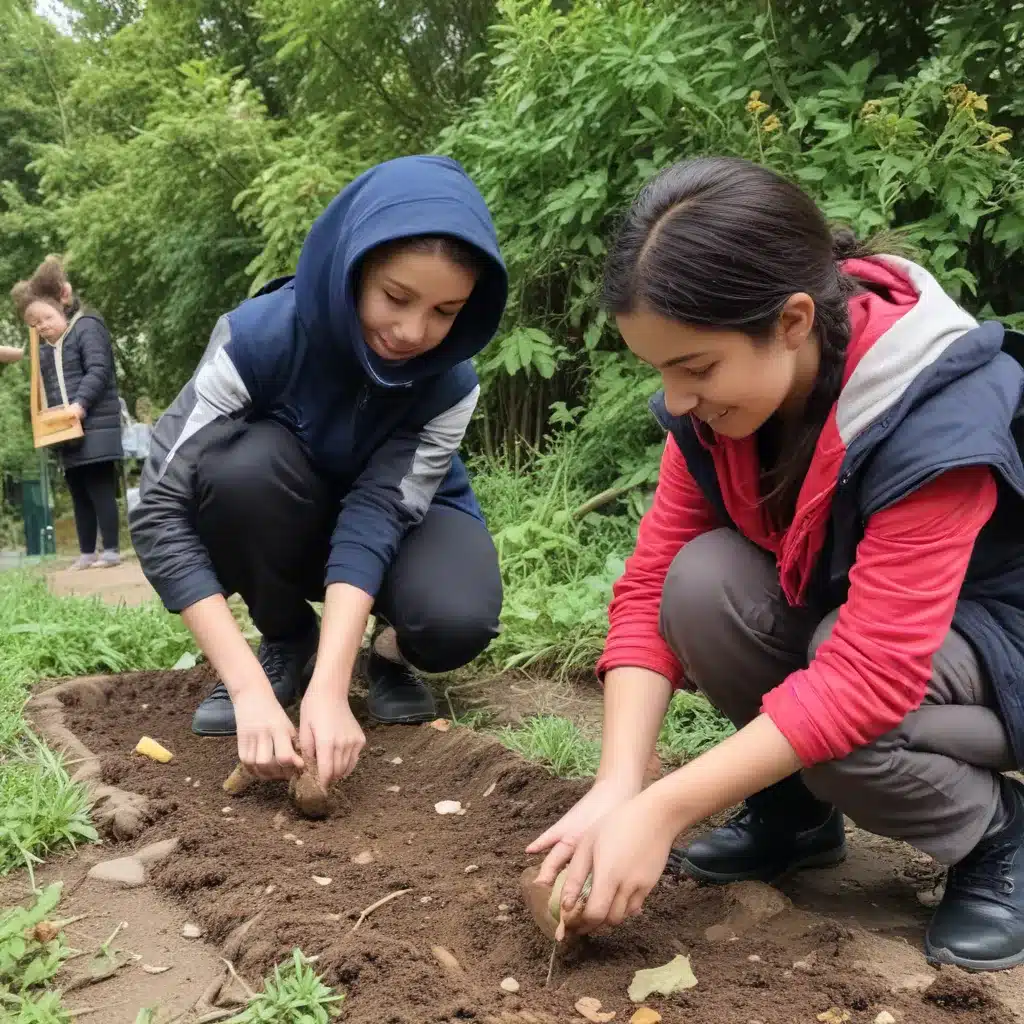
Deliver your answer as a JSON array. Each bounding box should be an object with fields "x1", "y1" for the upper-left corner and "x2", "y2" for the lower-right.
[{"x1": 39, "y1": 306, "x2": 123, "y2": 469}]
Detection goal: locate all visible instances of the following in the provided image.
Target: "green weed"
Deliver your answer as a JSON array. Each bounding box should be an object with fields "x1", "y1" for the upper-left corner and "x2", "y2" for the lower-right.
[
  {"x1": 0, "y1": 883, "x2": 72, "y2": 1024},
  {"x1": 226, "y1": 949, "x2": 344, "y2": 1023},
  {"x1": 658, "y1": 692, "x2": 735, "y2": 765},
  {"x1": 495, "y1": 715, "x2": 600, "y2": 779}
]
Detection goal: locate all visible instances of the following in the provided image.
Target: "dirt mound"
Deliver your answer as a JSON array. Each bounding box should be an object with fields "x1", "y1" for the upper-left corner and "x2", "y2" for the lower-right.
[{"x1": 46, "y1": 667, "x2": 1017, "y2": 1024}]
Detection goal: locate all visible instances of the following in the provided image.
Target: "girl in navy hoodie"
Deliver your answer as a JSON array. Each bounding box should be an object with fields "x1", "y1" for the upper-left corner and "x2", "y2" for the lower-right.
[
  {"x1": 530, "y1": 156, "x2": 1024, "y2": 972},
  {"x1": 131, "y1": 156, "x2": 507, "y2": 789}
]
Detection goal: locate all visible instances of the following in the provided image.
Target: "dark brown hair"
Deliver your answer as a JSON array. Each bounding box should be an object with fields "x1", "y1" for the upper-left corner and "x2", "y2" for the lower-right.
[
  {"x1": 602, "y1": 156, "x2": 884, "y2": 526},
  {"x1": 11, "y1": 255, "x2": 71, "y2": 320},
  {"x1": 368, "y1": 234, "x2": 487, "y2": 276}
]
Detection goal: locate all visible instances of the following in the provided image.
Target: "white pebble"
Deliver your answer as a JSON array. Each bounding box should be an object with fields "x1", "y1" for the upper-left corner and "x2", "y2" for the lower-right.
[
  {"x1": 312, "y1": 876, "x2": 332, "y2": 886},
  {"x1": 465, "y1": 864, "x2": 480, "y2": 874},
  {"x1": 184, "y1": 776, "x2": 192, "y2": 784},
  {"x1": 499, "y1": 977, "x2": 520, "y2": 994},
  {"x1": 391, "y1": 757, "x2": 403, "y2": 765},
  {"x1": 874, "y1": 1014, "x2": 896, "y2": 1024},
  {"x1": 192, "y1": 780, "x2": 200, "y2": 788},
  {"x1": 221, "y1": 806, "x2": 231, "y2": 814},
  {"x1": 747, "y1": 954, "x2": 761, "y2": 962},
  {"x1": 434, "y1": 800, "x2": 465, "y2": 816},
  {"x1": 181, "y1": 923, "x2": 202, "y2": 939},
  {"x1": 498, "y1": 904, "x2": 509, "y2": 912},
  {"x1": 386, "y1": 785, "x2": 401, "y2": 793},
  {"x1": 420, "y1": 896, "x2": 433, "y2": 904},
  {"x1": 294, "y1": 839, "x2": 304, "y2": 847},
  {"x1": 264, "y1": 885, "x2": 276, "y2": 895}
]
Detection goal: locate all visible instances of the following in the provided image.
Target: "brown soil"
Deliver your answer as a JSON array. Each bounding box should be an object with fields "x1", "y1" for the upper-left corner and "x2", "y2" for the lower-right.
[{"x1": 36, "y1": 666, "x2": 1024, "y2": 1023}]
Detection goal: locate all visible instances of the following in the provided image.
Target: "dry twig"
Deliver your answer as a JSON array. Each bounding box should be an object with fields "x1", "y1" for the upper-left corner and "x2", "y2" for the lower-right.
[{"x1": 351, "y1": 888, "x2": 412, "y2": 932}]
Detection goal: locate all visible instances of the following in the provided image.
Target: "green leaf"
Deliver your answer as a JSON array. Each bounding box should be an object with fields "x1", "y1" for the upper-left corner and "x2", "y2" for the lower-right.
[{"x1": 742, "y1": 39, "x2": 767, "y2": 61}]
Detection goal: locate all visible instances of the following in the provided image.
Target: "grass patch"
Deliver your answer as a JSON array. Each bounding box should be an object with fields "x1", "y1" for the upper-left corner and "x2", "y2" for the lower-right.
[
  {"x1": 658, "y1": 691, "x2": 735, "y2": 765},
  {"x1": 0, "y1": 571, "x2": 195, "y2": 875},
  {"x1": 495, "y1": 715, "x2": 600, "y2": 779}
]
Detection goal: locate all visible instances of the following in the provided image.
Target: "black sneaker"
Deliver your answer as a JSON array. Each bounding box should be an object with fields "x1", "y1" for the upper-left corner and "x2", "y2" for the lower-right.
[
  {"x1": 669, "y1": 774, "x2": 847, "y2": 884},
  {"x1": 925, "y1": 776, "x2": 1024, "y2": 972},
  {"x1": 191, "y1": 627, "x2": 319, "y2": 737},
  {"x1": 365, "y1": 647, "x2": 436, "y2": 724}
]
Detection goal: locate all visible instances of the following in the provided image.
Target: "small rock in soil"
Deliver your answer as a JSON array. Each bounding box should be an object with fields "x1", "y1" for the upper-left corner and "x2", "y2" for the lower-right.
[
  {"x1": 134, "y1": 837, "x2": 179, "y2": 865},
  {"x1": 420, "y1": 896, "x2": 433, "y2": 904},
  {"x1": 221, "y1": 806, "x2": 232, "y2": 814},
  {"x1": 498, "y1": 903, "x2": 510, "y2": 912},
  {"x1": 192, "y1": 780, "x2": 200, "y2": 788},
  {"x1": 874, "y1": 1013, "x2": 896, "y2": 1024},
  {"x1": 435, "y1": 800, "x2": 465, "y2": 815},
  {"x1": 483, "y1": 781, "x2": 497, "y2": 797},
  {"x1": 494, "y1": 915, "x2": 511, "y2": 923},
  {"x1": 312, "y1": 876, "x2": 332, "y2": 886},
  {"x1": 817, "y1": 1011, "x2": 851, "y2": 1024},
  {"x1": 465, "y1": 864, "x2": 480, "y2": 874},
  {"x1": 87, "y1": 855, "x2": 146, "y2": 887},
  {"x1": 747, "y1": 955, "x2": 761, "y2": 962},
  {"x1": 141, "y1": 964, "x2": 170, "y2": 974},
  {"x1": 391, "y1": 757, "x2": 403, "y2": 765},
  {"x1": 182, "y1": 923, "x2": 202, "y2": 939},
  {"x1": 352, "y1": 850, "x2": 374, "y2": 865},
  {"x1": 431, "y1": 946, "x2": 462, "y2": 973},
  {"x1": 283, "y1": 833, "x2": 297, "y2": 841},
  {"x1": 294, "y1": 839, "x2": 304, "y2": 846},
  {"x1": 500, "y1": 977, "x2": 520, "y2": 994},
  {"x1": 386, "y1": 785, "x2": 401, "y2": 793},
  {"x1": 793, "y1": 951, "x2": 818, "y2": 971},
  {"x1": 264, "y1": 885, "x2": 276, "y2": 895}
]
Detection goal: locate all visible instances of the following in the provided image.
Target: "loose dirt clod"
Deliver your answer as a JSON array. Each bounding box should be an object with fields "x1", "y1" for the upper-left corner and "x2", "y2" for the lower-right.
[
  {"x1": 500, "y1": 977, "x2": 520, "y2": 994},
  {"x1": 575, "y1": 996, "x2": 615, "y2": 1022},
  {"x1": 628, "y1": 955, "x2": 698, "y2": 1002},
  {"x1": 134, "y1": 736, "x2": 173, "y2": 762},
  {"x1": 289, "y1": 769, "x2": 329, "y2": 819},
  {"x1": 352, "y1": 851, "x2": 374, "y2": 865}
]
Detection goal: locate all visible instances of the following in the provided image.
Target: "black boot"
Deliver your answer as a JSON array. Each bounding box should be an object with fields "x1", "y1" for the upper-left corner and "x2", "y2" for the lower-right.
[
  {"x1": 925, "y1": 776, "x2": 1024, "y2": 972},
  {"x1": 365, "y1": 630, "x2": 436, "y2": 724},
  {"x1": 191, "y1": 626, "x2": 319, "y2": 737},
  {"x1": 669, "y1": 774, "x2": 847, "y2": 884}
]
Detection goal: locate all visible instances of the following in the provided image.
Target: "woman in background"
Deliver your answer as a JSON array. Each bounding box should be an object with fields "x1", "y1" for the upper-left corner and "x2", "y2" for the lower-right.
[{"x1": 11, "y1": 256, "x2": 124, "y2": 569}]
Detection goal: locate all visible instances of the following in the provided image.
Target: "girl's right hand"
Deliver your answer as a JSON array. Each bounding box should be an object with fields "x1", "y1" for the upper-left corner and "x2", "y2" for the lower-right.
[
  {"x1": 526, "y1": 778, "x2": 640, "y2": 885},
  {"x1": 234, "y1": 687, "x2": 304, "y2": 780}
]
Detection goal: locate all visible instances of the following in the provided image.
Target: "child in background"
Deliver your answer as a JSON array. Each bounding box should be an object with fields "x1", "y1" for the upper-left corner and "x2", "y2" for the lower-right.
[
  {"x1": 11, "y1": 257, "x2": 124, "y2": 569},
  {"x1": 130, "y1": 156, "x2": 507, "y2": 791},
  {"x1": 530, "y1": 156, "x2": 1024, "y2": 972}
]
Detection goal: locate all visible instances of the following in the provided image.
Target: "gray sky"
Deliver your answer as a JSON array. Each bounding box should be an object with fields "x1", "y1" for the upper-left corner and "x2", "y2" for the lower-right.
[{"x1": 35, "y1": 0, "x2": 76, "y2": 33}]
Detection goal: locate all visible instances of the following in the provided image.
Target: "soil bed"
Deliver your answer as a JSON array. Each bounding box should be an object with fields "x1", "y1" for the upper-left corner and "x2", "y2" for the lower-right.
[{"x1": 41, "y1": 667, "x2": 1015, "y2": 1024}]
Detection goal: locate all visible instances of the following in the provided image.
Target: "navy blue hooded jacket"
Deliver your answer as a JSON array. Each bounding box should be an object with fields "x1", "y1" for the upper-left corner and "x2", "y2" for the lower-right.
[{"x1": 130, "y1": 155, "x2": 508, "y2": 613}]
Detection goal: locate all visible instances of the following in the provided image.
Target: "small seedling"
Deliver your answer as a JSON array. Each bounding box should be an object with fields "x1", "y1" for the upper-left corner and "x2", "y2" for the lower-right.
[{"x1": 224, "y1": 949, "x2": 344, "y2": 1022}]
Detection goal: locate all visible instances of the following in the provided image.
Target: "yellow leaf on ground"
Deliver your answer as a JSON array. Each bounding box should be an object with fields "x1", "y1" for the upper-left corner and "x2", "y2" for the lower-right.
[
  {"x1": 429, "y1": 719, "x2": 451, "y2": 732},
  {"x1": 630, "y1": 1011, "x2": 662, "y2": 1024},
  {"x1": 628, "y1": 955, "x2": 698, "y2": 1003}
]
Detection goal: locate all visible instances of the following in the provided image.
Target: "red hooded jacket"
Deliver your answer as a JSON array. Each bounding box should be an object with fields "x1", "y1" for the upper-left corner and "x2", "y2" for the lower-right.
[{"x1": 597, "y1": 259, "x2": 998, "y2": 766}]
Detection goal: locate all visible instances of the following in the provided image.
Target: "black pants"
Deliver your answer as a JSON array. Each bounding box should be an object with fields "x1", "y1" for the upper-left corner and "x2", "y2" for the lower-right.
[
  {"x1": 64, "y1": 461, "x2": 120, "y2": 554},
  {"x1": 194, "y1": 420, "x2": 503, "y2": 673}
]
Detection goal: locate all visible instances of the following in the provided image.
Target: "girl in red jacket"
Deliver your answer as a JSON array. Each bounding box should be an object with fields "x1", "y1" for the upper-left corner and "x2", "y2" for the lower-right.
[{"x1": 529, "y1": 156, "x2": 1024, "y2": 971}]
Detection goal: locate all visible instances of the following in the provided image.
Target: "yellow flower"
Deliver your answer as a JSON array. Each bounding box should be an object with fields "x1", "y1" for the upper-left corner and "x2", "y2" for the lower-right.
[
  {"x1": 749, "y1": 90, "x2": 761, "y2": 101},
  {"x1": 746, "y1": 97, "x2": 769, "y2": 115},
  {"x1": 859, "y1": 100, "x2": 882, "y2": 120},
  {"x1": 761, "y1": 114, "x2": 782, "y2": 133}
]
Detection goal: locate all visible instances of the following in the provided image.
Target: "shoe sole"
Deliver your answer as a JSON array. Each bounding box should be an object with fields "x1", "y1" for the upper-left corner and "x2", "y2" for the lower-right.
[
  {"x1": 924, "y1": 940, "x2": 1024, "y2": 973},
  {"x1": 367, "y1": 708, "x2": 437, "y2": 726},
  {"x1": 674, "y1": 845, "x2": 847, "y2": 884}
]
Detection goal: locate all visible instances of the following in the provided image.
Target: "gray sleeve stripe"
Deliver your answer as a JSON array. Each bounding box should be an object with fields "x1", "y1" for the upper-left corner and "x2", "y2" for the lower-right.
[
  {"x1": 399, "y1": 385, "x2": 479, "y2": 516},
  {"x1": 156, "y1": 344, "x2": 250, "y2": 482}
]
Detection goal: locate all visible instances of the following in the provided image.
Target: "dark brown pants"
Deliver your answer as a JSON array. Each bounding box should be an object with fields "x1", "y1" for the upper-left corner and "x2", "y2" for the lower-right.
[{"x1": 659, "y1": 529, "x2": 1014, "y2": 864}]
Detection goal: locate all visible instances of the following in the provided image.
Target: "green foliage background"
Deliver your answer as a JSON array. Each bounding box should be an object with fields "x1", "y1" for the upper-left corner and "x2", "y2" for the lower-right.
[{"x1": 2, "y1": 0, "x2": 1023, "y2": 671}]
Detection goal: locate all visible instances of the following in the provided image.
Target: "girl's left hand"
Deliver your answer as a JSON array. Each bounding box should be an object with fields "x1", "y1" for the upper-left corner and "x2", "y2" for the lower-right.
[{"x1": 558, "y1": 787, "x2": 679, "y2": 936}]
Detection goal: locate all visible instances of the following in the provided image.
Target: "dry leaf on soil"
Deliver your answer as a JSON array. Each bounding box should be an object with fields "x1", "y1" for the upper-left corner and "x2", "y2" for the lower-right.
[
  {"x1": 141, "y1": 964, "x2": 171, "y2": 974},
  {"x1": 575, "y1": 996, "x2": 616, "y2": 1022},
  {"x1": 630, "y1": 1011, "x2": 662, "y2": 1024},
  {"x1": 817, "y1": 1012, "x2": 851, "y2": 1024},
  {"x1": 27, "y1": 922, "x2": 61, "y2": 943},
  {"x1": 628, "y1": 955, "x2": 698, "y2": 1002},
  {"x1": 429, "y1": 719, "x2": 451, "y2": 732}
]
